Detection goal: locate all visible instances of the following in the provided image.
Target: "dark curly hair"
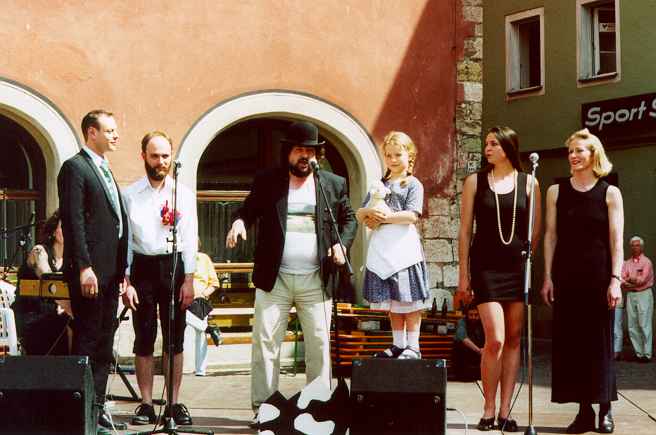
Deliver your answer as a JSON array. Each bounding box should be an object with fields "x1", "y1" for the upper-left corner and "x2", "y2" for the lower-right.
[{"x1": 39, "y1": 210, "x2": 61, "y2": 247}]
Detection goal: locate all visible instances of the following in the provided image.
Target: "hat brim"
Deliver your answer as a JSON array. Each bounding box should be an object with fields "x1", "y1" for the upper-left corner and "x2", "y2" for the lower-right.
[{"x1": 281, "y1": 139, "x2": 325, "y2": 146}]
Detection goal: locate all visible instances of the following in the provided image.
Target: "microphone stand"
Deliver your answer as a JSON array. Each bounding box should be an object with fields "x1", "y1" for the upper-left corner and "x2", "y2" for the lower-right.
[
  {"x1": 134, "y1": 162, "x2": 213, "y2": 435},
  {"x1": 523, "y1": 156, "x2": 539, "y2": 435},
  {"x1": 312, "y1": 162, "x2": 353, "y2": 382},
  {"x1": 1, "y1": 213, "x2": 37, "y2": 279}
]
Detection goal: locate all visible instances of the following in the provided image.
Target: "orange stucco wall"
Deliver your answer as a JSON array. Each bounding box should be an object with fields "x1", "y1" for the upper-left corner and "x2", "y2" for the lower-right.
[{"x1": 2, "y1": 0, "x2": 459, "y2": 194}]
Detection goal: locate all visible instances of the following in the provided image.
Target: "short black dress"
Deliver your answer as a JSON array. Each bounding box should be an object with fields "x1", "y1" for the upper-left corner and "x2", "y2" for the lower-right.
[
  {"x1": 470, "y1": 171, "x2": 528, "y2": 305},
  {"x1": 551, "y1": 179, "x2": 617, "y2": 404}
]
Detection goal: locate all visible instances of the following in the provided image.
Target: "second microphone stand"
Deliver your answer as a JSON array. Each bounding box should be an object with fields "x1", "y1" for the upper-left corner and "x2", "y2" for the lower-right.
[{"x1": 523, "y1": 156, "x2": 539, "y2": 435}]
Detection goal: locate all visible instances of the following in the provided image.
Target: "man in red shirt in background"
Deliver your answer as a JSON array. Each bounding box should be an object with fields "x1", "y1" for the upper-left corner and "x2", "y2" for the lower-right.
[{"x1": 621, "y1": 236, "x2": 654, "y2": 363}]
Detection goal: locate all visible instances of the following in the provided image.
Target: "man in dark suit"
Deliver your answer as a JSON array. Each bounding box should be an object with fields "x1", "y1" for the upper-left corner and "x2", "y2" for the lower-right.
[
  {"x1": 58, "y1": 110, "x2": 129, "y2": 433},
  {"x1": 226, "y1": 121, "x2": 358, "y2": 426}
]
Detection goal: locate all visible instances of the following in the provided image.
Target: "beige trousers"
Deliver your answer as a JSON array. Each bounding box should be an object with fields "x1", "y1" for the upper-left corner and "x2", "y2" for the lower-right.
[{"x1": 251, "y1": 271, "x2": 332, "y2": 411}]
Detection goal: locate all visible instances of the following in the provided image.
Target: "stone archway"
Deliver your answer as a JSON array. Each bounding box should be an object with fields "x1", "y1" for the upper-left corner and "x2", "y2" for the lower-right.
[{"x1": 0, "y1": 78, "x2": 80, "y2": 212}]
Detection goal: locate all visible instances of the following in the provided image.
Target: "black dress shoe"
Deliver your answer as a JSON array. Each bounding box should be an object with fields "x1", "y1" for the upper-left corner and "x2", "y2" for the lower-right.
[
  {"x1": 131, "y1": 403, "x2": 157, "y2": 425},
  {"x1": 599, "y1": 412, "x2": 615, "y2": 433},
  {"x1": 477, "y1": 416, "x2": 495, "y2": 431},
  {"x1": 565, "y1": 412, "x2": 595, "y2": 434},
  {"x1": 373, "y1": 345, "x2": 404, "y2": 358},
  {"x1": 165, "y1": 403, "x2": 193, "y2": 425},
  {"x1": 98, "y1": 411, "x2": 127, "y2": 430}
]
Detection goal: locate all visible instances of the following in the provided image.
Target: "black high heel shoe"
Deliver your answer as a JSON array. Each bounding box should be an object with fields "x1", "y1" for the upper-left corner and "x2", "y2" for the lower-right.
[
  {"x1": 477, "y1": 416, "x2": 495, "y2": 431},
  {"x1": 497, "y1": 415, "x2": 519, "y2": 432}
]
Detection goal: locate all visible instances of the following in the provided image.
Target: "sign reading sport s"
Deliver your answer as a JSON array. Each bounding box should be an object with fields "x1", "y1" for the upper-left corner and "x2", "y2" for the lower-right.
[{"x1": 582, "y1": 92, "x2": 656, "y2": 145}]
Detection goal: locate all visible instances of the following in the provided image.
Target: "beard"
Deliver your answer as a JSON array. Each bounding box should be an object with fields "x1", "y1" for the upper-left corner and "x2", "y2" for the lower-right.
[
  {"x1": 145, "y1": 160, "x2": 170, "y2": 181},
  {"x1": 289, "y1": 158, "x2": 312, "y2": 178}
]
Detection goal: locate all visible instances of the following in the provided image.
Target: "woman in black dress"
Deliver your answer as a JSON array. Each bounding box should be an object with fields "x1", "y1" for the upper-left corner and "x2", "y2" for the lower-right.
[
  {"x1": 458, "y1": 126, "x2": 541, "y2": 431},
  {"x1": 541, "y1": 129, "x2": 623, "y2": 434},
  {"x1": 12, "y1": 210, "x2": 72, "y2": 355}
]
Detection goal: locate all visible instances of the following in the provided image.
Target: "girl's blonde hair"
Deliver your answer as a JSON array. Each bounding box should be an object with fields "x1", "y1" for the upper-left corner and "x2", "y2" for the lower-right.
[
  {"x1": 381, "y1": 131, "x2": 417, "y2": 186},
  {"x1": 566, "y1": 128, "x2": 613, "y2": 178}
]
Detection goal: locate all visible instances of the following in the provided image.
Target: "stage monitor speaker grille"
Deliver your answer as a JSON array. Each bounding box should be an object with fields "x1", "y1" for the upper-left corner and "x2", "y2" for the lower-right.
[
  {"x1": 350, "y1": 358, "x2": 447, "y2": 435},
  {"x1": 0, "y1": 355, "x2": 96, "y2": 435}
]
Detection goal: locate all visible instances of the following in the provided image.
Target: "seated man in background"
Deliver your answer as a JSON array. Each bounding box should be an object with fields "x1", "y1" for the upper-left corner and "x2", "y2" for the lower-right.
[{"x1": 452, "y1": 304, "x2": 484, "y2": 382}]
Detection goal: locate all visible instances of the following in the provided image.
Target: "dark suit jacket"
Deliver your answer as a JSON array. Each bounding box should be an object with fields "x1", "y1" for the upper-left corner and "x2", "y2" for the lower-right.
[
  {"x1": 57, "y1": 150, "x2": 128, "y2": 289},
  {"x1": 235, "y1": 167, "x2": 357, "y2": 294}
]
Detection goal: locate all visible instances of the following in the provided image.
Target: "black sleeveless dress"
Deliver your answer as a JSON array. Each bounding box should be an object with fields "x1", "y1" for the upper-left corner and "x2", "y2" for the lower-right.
[
  {"x1": 470, "y1": 171, "x2": 528, "y2": 305},
  {"x1": 551, "y1": 179, "x2": 617, "y2": 404}
]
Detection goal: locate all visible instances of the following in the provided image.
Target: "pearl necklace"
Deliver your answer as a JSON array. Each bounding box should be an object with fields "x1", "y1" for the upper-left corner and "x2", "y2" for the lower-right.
[{"x1": 490, "y1": 169, "x2": 518, "y2": 246}]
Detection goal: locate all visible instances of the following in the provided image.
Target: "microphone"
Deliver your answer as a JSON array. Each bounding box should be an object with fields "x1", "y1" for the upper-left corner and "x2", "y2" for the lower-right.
[
  {"x1": 174, "y1": 160, "x2": 182, "y2": 169},
  {"x1": 309, "y1": 158, "x2": 320, "y2": 173},
  {"x1": 529, "y1": 153, "x2": 539, "y2": 164}
]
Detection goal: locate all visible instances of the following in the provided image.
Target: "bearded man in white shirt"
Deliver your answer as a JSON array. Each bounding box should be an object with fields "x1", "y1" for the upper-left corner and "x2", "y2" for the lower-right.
[{"x1": 122, "y1": 131, "x2": 198, "y2": 426}]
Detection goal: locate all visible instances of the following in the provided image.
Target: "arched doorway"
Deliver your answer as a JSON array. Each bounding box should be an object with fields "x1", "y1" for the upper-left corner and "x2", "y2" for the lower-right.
[
  {"x1": 178, "y1": 90, "x2": 380, "y2": 301},
  {"x1": 0, "y1": 78, "x2": 79, "y2": 268},
  {"x1": 0, "y1": 114, "x2": 45, "y2": 267},
  {"x1": 197, "y1": 116, "x2": 348, "y2": 257}
]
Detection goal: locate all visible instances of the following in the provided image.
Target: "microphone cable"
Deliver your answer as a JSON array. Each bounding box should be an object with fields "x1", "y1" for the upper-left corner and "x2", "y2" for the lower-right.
[{"x1": 618, "y1": 390, "x2": 656, "y2": 424}]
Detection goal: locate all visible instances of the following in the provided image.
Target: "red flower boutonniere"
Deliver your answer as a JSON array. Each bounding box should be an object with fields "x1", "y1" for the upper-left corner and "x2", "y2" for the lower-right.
[{"x1": 160, "y1": 200, "x2": 182, "y2": 226}]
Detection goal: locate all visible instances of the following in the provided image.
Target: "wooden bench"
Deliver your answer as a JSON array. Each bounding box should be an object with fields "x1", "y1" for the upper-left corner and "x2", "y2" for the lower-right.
[
  {"x1": 331, "y1": 304, "x2": 461, "y2": 368},
  {"x1": 331, "y1": 331, "x2": 455, "y2": 366},
  {"x1": 208, "y1": 306, "x2": 302, "y2": 345}
]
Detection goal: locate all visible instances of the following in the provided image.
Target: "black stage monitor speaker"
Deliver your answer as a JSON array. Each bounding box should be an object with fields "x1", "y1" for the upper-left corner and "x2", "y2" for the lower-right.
[
  {"x1": 350, "y1": 358, "x2": 447, "y2": 435},
  {"x1": 0, "y1": 355, "x2": 96, "y2": 434}
]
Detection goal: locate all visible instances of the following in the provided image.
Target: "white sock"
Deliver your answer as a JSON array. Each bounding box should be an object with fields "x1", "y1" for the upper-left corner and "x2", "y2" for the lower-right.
[
  {"x1": 392, "y1": 330, "x2": 406, "y2": 348},
  {"x1": 407, "y1": 331, "x2": 420, "y2": 351}
]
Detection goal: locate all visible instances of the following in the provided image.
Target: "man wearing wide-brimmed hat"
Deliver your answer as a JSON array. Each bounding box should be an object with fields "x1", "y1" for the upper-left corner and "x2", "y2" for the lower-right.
[{"x1": 226, "y1": 120, "x2": 357, "y2": 427}]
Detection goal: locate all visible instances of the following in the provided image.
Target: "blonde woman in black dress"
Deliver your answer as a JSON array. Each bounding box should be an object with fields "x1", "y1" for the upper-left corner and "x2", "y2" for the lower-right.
[
  {"x1": 541, "y1": 129, "x2": 623, "y2": 434},
  {"x1": 458, "y1": 127, "x2": 541, "y2": 432}
]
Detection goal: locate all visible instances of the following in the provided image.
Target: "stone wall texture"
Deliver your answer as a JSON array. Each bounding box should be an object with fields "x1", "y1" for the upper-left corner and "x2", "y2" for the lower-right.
[{"x1": 421, "y1": 0, "x2": 482, "y2": 298}]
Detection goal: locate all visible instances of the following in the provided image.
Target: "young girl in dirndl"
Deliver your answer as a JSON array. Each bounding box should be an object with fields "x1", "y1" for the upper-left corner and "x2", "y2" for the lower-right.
[{"x1": 356, "y1": 131, "x2": 430, "y2": 359}]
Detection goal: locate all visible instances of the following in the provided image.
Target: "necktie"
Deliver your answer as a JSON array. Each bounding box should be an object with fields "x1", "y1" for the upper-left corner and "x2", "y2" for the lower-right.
[{"x1": 99, "y1": 160, "x2": 123, "y2": 236}]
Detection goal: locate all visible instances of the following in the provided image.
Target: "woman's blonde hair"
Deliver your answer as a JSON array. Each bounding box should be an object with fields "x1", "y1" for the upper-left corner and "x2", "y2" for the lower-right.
[
  {"x1": 381, "y1": 131, "x2": 417, "y2": 186},
  {"x1": 566, "y1": 128, "x2": 613, "y2": 178}
]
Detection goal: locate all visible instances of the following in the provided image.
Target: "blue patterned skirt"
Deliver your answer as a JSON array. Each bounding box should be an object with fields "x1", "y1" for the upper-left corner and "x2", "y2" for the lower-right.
[{"x1": 363, "y1": 261, "x2": 430, "y2": 303}]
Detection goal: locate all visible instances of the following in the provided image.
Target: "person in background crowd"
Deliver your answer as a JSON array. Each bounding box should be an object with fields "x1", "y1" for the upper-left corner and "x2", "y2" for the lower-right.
[
  {"x1": 621, "y1": 235, "x2": 654, "y2": 363},
  {"x1": 452, "y1": 304, "x2": 484, "y2": 382},
  {"x1": 183, "y1": 243, "x2": 223, "y2": 376},
  {"x1": 458, "y1": 126, "x2": 541, "y2": 432},
  {"x1": 541, "y1": 128, "x2": 623, "y2": 434},
  {"x1": 12, "y1": 210, "x2": 72, "y2": 355}
]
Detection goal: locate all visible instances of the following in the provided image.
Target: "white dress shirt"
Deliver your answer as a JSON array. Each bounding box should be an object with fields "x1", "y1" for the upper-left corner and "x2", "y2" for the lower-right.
[
  {"x1": 123, "y1": 175, "x2": 198, "y2": 275},
  {"x1": 81, "y1": 145, "x2": 123, "y2": 237}
]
